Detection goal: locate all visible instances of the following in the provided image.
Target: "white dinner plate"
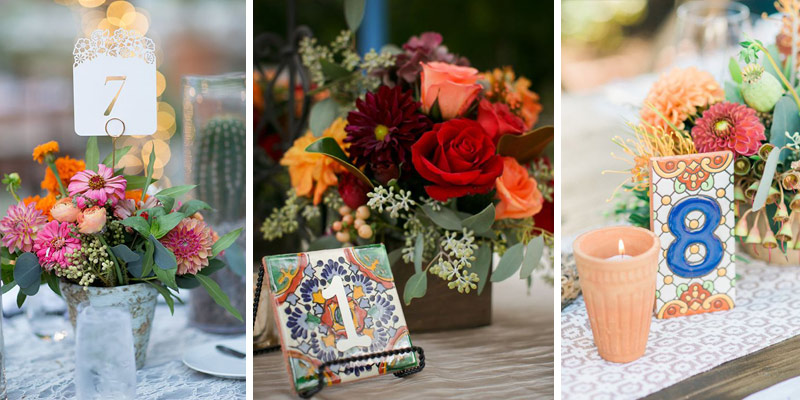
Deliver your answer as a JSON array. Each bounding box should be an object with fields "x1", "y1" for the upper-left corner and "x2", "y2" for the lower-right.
[{"x1": 182, "y1": 338, "x2": 246, "y2": 379}]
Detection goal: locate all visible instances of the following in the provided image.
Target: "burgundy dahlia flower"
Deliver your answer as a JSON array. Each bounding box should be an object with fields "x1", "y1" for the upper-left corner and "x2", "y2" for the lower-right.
[{"x1": 345, "y1": 85, "x2": 431, "y2": 182}]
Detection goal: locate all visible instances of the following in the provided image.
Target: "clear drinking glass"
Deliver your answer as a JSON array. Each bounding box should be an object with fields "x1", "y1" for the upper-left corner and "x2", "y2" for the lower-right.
[
  {"x1": 675, "y1": 1, "x2": 751, "y2": 80},
  {"x1": 182, "y1": 73, "x2": 246, "y2": 334},
  {"x1": 25, "y1": 287, "x2": 69, "y2": 341},
  {"x1": 75, "y1": 305, "x2": 136, "y2": 400}
]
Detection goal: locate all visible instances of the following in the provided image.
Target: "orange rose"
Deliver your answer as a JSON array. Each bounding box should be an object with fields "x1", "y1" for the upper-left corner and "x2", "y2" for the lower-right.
[
  {"x1": 420, "y1": 62, "x2": 482, "y2": 120},
  {"x1": 77, "y1": 206, "x2": 107, "y2": 234},
  {"x1": 51, "y1": 197, "x2": 80, "y2": 223},
  {"x1": 495, "y1": 157, "x2": 543, "y2": 220}
]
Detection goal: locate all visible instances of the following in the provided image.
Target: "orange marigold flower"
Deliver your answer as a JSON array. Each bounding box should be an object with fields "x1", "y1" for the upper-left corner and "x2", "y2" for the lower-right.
[
  {"x1": 41, "y1": 156, "x2": 85, "y2": 194},
  {"x1": 280, "y1": 118, "x2": 349, "y2": 205},
  {"x1": 125, "y1": 190, "x2": 148, "y2": 201},
  {"x1": 482, "y1": 67, "x2": 542, "y2": 130},
  {"x1": 640, "y1": 67, "x2": 724, "y2": 133},
  {"x1": 23, "y1": 193, "x2": 57, "y2": 220},
  {"x1": 32, "y1": 141, "x2": 60, "y2": 164}
]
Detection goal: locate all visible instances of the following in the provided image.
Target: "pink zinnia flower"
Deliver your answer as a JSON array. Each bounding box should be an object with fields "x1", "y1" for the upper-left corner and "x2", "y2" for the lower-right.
[
  {"x1": 34, "y1": 221, "x2": 80, "y2": 271},
  {"x1": 691, "y1": 102, "x2": 765, "y2": 156},
  {"x1": 0, "y1": 202, "x2": 48, "y2": 253},
  {"x1": 159, "y1": 218, "x2": 215, "y2": 275},
  {"x1": 68, "y1": 164, "x2": 127, "y2": 207}
]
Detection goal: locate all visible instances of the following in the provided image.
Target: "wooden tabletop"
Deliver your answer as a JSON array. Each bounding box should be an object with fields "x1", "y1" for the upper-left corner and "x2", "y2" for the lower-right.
[{"x1": 253, "y1": 277, "x2": 554, "y2": 399}]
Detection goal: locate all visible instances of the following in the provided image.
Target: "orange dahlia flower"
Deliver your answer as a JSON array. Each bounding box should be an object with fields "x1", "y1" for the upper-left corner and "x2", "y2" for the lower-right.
[
  {"x1": 32, "y1": 141, "x2": 59, "y2": 164},
  {"x1": 640, "y1": 67, "x2": 724, "y2": 133},
  {"x1": 41, "y1": 156, "x2": 85, "y2": 194},
  {"x1": 281, "y1": 118, "x2": 349, "y2": 205}
]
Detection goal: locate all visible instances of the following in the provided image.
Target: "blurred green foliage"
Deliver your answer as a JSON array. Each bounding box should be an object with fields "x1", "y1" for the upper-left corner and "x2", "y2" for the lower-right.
[{"x1": 255, "y1": 0, "x2": 553, "y2": 106}]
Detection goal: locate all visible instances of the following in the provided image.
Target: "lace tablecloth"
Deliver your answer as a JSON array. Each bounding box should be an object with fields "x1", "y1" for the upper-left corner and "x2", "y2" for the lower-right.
[
  {"x1": 3, "y1": 302, "x2": 245, "y2": 400},
  {"x1": 561, "y1": 262, "x2": 800, "y2": 400}
]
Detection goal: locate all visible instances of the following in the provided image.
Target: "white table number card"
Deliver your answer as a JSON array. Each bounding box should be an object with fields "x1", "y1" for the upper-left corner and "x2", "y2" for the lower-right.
[{"x1": 73, "y1": 29, "x2": 157, "y2": 137}]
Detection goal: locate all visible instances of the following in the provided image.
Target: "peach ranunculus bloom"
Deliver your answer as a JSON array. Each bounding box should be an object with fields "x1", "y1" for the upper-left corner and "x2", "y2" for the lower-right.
[
  {"x1": 420, "y1": 61, "x2": 482, "y2": 120},
  {"x1": 495, "y1": 157, "x2": 543, "y2": 220},
  {"x1": 77, "y1": 206, "x2": 107, "y2": 234},
  {"x1": 51, "y1": 197, "x2": 80, "y2": 223},
  {"x1": 280, "y1": 118, "x2": 349, "y2": 205}
]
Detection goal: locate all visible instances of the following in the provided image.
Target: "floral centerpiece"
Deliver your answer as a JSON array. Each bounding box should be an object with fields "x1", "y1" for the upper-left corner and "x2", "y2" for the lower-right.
[
  {"x1": 0, "y1": 139, "x2": 242, "y2": 367},
  {"x1": 609, "y1": 1, "x2": 800, "y2": 265},
  {"x1": 259, "y1": 26, "x2": 554, "y2": 327}
]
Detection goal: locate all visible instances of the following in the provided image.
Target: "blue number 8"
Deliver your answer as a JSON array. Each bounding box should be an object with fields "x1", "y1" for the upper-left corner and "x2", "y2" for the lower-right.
[{"x1": 666, "y1": 196, "x2": 724, "y2": 278}]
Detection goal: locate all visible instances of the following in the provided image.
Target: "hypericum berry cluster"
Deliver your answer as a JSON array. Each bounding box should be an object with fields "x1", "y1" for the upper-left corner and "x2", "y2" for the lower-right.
[
  {"x1": 60, "y1": 235, "x2": 114, "y2": 287},
  {"x1": 332, "y1": 205, "x2": 373, "y2": 243}
]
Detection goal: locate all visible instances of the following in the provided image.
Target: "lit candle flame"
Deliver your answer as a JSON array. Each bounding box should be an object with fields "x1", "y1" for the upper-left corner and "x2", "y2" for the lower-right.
[{"x1": 618, "y1": 239, "x2": 625, "y2": 257}]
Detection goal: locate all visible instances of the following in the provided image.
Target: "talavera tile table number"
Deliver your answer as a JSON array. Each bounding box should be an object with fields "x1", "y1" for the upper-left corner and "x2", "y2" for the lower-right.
[
  {"x1": 264, "y1": 245, "x2": 419, "y2": 394},
  {"x1": 649, "y1": 151, "x2": 735, "y2": 319}
]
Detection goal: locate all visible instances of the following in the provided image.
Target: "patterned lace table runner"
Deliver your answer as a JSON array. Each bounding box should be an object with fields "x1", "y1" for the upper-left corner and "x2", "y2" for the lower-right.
[
  {"x1": 4, "y1": 303, "x2": 245, "y2": 399},
  {"x1": 561, "y1": 263, "x2": 800, "y2": 400}
]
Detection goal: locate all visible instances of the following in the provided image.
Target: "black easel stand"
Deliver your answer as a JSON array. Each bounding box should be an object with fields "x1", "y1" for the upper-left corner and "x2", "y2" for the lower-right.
[{"x1": 254, "y1": 268, "x2": 426, "y2": 399}]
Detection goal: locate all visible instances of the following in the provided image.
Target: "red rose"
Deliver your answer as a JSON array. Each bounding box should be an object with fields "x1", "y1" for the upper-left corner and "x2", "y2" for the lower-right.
[
  {"x1": 411, "y1": 119, "x2": 504, "y2": 201},
  {"x1": 338, "y1": 172, "x2": 372, "y2": 209},
  {"x1": 477, "y1": 99, "x2": 526, "y2": 144}
]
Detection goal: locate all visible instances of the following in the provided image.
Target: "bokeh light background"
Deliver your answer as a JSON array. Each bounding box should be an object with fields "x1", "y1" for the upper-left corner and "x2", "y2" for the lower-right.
[{"x1": 0, "y1": 0, "x2": 244, "y2": 208}]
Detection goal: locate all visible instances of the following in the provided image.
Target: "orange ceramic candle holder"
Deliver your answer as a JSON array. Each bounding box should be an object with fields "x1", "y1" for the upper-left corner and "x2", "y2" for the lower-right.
[{"x1": 573, "y1": 226, "x2": 659, "y2": 363}]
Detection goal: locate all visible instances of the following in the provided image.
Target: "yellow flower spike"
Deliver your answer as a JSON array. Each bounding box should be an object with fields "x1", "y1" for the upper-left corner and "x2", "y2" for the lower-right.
[
  {"x1": 776, "y1": 222, "x2": 794, "y2": 242},
  {"x1": 774, "y1": 202, "x2": 790, "y2": 223},
  {"x1": 745, "y1": 181, "x2": 760, "y2": 200},
  {"x1": 762, "y1": 228, "x2": 778, "y2": 249},
  {"x1": 745, "y1": 223, "x2": 762, "y2": 244},
  {"x1": 734, "y1": 185, "x2": 746, "y2": 202},
  {"x1": 734, "y1": 217, "x2": 750, "y2": 237}
]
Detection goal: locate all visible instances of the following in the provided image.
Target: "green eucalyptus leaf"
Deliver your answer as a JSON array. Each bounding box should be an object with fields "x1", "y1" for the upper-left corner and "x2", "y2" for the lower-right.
[
  {"x1": 473, "y1": 244, "x2": 492, "y2": 295},
  {"x1": 145, "y1": 282, "x2": 175, "y2": 314},
  {"x1": 149, "y1": 235, "x2": 177, "y2": 271},
  {"x1": 156, "y1": 195, "x2": 175, "y2": 214},
  {"x1": 223, "y1": 241, "x2": 246, "y2": 277},
  {"x1": 102, "y1": 146, "x2": 131, "y2": 168},
  {"x1": 403, "y1": 270, "x2": 427, "y2": 305},
  {"x1": 156, "y1": 185, "x2": 196, "y2": 199},
  {"x1": 176, "y1": 274, "x2": 201, "y2": 289},
  {"x1": 42, "y1": 272, "x2": 61, "y2": 296},
  {"x1": 199, "y1": 258, "x2": 226, "y2": 276},
  {"x1": 729, "y1": 57, "x2": 742, "y2": 84},
  {"x1": 13, "y1": 252, "x2": 41, "y2": 290},
  {"x1": 211, "y1": 228, "x2": 243, "y2": 257},
  {"x1": 16, "y1": 291, "x2": 26, "y2": 308},
  {"x1": 319, "y1": 59, "x2": 353, "y2": 82},
  {"x1": 491, "y1": 243, "x2": 524, "y2": 282},
  {"x1": 462, "y1": 204, "x2": 495, "y2": 234},
  {"x1": 421, "y1": 204, "x2": 461, "y2": 231},
  {"x1": 195, "y1": 274, "x2": 243, "y2": 321},
  {"x1": 387, "y1": 248, "x2": 403, "y2": 266},
  {"x1": 1, "y1": 281, "x2": 16, "y2": 295},
  {"x1": 344, "y1": 0, "x2": 366, "y2": 32},
  {"x1": 86, "y1": 137, "x2": 99, "y2": 171},
  {"x1": 124, "y1": 175, "x2": 157, "y2": 191},
  {"x1": 110, "y1": 244, "x2": 140, "y2": 264},
  {"x1": 752, "y1": 147, "x2": 781, "y2": 212},
  {"x1": 724, "y1": 81, "x2": 744, "y2": 104},
  {"x1": 520, "y1": 236, "x2": 545, "y2": 279},
  {"x1": 152, "y1": 212, "x2": 185, "y2": 239},
  {"x1": 770, "y1": 95, "x2": 800, "y2": 163},
  {"x1": 127, "y1": 250, "x2": 146, "y2": 278},
  {"x1": 309, "y1": 98, "x2": 339, "y2": 137},
  {"x1": 413, "y1": 233, "x2": 424, "y2": 274},
  {"x1": 121, "y1": 216, "x2": 151, "y2": 238},
  {"x1": 179, "y1": 199, "x2": 212, "y2": 216},
  {"x1": 305, "y1": 137, "x2": 373, "y2": 187}
]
